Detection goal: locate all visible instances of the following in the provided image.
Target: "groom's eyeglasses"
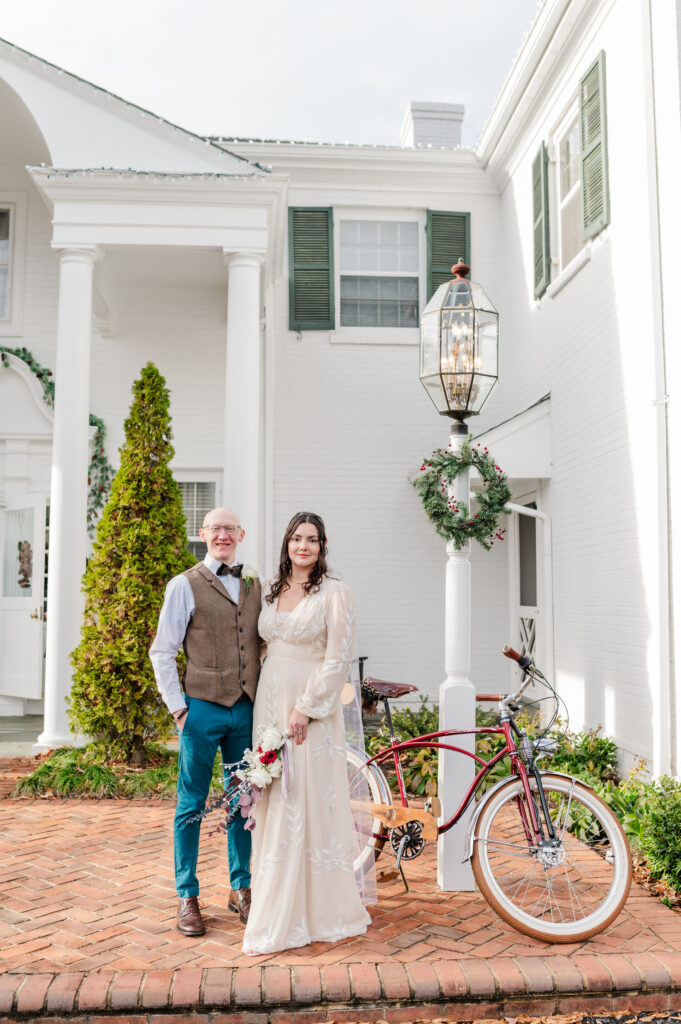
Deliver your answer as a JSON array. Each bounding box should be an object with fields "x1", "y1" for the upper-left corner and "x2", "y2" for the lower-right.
[{"x1": 203, "y1": 525, "x2": 241, "y2": 534}]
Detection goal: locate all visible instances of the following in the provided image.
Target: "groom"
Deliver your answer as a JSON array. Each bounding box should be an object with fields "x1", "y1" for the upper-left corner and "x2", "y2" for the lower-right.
[{"x1": 150, "y1": 507, "x2": 263, "y2": 936}]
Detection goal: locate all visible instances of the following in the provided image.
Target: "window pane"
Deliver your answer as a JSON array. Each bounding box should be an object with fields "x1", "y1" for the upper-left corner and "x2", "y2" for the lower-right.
[
  {"x1": 340, "y1": 221, "x2": 358, "y2": 245},
  {"x1": 359, "y1": 221, "x2": 378, "y2": 244},
  {"x1": 560, "y1": 120, "x2": 580, "y2": 198},
  {"x1": 379, "y1": 222, "x2": 399, "y2": 245},
  {"x1": 379, "y1": 278, "x2": 399, "y2": 299},
  {"x1": 359, "y1": 246, "x2": 380, "y2": 271},
  {"x1": 398, "y1": 222, "x2": 419, "y2": 271},
  {"x1": 178, "y1": 481, "x2": 216, "y2": 539},
  {"x1": 2, "y1": 508, "x2": 34, "y2": 598},
  {"x1": 340, "y1": 276, "x2": 419, "y2": 328},
  {"x1": 359, "y1": 278, "x2": 379, "y2": 299},
  {"x1": 0, "y1": 267, "x2": 7, "y2": 320},
  {"x1": 560, "y1": 188, "x2": 582, "y2": 268},
  {"x1": 339, "y1": 219, "x2": 420, "y2": 275},
  {"x1": 518, "y1": 512, "x2": 537, "y2": 607},
  {"x1": 0, "y1": 209, "x2": 9, "y2": 247}
]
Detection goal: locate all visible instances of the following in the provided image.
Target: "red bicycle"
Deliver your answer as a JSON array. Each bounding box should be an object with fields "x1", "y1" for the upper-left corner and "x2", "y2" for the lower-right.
[{"x1": 347, "y1": 646, "x2": 632, "y2": 943}]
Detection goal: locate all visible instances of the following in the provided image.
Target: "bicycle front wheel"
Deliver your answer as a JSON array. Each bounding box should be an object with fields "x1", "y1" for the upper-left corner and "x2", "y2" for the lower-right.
[
  {"x1": 471, "y1": 771, "x2": 632, "y2": 942},
  {"x1": 346, "y1": 746, "x2": 391, "y2": 874}
]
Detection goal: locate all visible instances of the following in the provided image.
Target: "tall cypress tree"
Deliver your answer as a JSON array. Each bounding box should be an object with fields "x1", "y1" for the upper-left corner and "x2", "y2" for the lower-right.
[{"x1": 70, "y1": 363, "x2": 194, "y2": 765}]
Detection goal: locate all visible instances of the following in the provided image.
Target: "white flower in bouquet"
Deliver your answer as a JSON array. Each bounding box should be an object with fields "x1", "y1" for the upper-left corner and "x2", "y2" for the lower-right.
[
  {"x1": 258, "y1": 725, "x2": 286, "y2": 752},
  {"x1": 248, "y1": 766, "x2": 272, "y2": 789}
]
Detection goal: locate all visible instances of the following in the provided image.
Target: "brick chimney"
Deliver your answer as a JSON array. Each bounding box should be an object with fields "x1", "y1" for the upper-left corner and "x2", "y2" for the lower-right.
[{"x1": 400, "y1": 102, "x2": 465, "y2": 148}]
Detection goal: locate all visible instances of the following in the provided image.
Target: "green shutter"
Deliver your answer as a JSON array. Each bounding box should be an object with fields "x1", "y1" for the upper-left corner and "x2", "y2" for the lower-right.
[
  {"x1": 532, "y1": 142, "x2": 551, "y2": 298},
  {"x1": 580, "y1": 51, "x2": 610, "y2": 240},
  {"x1": 426, "y1": 211, "x2": 470, "y2": 299},
  {"x1": 288, "y1": 208, "x2": 334, "y2": 331}
]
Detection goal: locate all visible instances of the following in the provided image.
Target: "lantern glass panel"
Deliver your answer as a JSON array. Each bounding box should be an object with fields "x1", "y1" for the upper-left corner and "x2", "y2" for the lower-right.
[
  {"x1": 467, "y1": 374, "x2": 498, "y2": 414},
  {"x1": 477, "y1": 312, "x2": 499, "y2": 377},
  {"x1": 469, "y1": 281, "x2": 497, "y2": 314},
  {"x1": 440, "y1": 308, "x2": 475, "y2": 376},
  {"x1": 422, "y1": 376, "x2": 451, "y2": 414},
  {"x1": 420, "y1": 310, "x2": 440, "y2": 375},
  {"x1": 440, "y1": 372, "x2": 473, "y2": 413},
  {"x1": 422, "y1": 280, "x2": 451, "y2": 316}
]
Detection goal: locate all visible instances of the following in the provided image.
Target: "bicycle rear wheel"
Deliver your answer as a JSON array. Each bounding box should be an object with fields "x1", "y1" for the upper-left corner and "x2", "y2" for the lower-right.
[
  {"x1": 346, "y1": 746, "x2": 391, "y2": 874},
  {"x1": 471, "y1": 771, "x2": 632, "y2": 942}
]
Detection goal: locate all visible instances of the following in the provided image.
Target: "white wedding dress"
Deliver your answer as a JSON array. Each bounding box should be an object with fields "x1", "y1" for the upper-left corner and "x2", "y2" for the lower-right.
[{"x1": 242, "y1": 576, "x2": 371, "y2": 955}]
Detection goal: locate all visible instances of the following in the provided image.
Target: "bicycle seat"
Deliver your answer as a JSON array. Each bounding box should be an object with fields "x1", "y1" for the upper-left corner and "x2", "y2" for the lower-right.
[{"x1": 363, "y1": 676, "x2": 419, "y2": 699}]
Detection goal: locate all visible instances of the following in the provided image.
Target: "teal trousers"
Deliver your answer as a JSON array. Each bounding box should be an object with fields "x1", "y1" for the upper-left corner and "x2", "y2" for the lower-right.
[{"x1": 174, "y1": 695, "x2": 253, "y2": 897}]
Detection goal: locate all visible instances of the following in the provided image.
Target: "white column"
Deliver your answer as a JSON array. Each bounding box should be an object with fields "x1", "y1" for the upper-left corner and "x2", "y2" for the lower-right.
[
  {"x1": 437, "y1": 422, "x2": 476, "y2": 891},
  {"x1": 36, "y1": 246, "x2": 99, "y2": 751},
  {"x1": 223, "y1": 252, "x2": 263, "y2": 565}
]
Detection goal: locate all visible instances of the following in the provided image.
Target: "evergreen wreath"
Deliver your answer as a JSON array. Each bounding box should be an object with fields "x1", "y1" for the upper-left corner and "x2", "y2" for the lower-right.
[
  {"x1": 1, "y1": 346, "x2": 113, "y2": 535},
  {"x1": 413, "y1": 437, "x2": 512, "y2": 550}
]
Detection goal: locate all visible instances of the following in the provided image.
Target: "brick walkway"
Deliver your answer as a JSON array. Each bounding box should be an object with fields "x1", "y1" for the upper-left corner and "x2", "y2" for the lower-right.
[{"x1": 2, "y1": 794, "x2": 681, "y2": 1020}]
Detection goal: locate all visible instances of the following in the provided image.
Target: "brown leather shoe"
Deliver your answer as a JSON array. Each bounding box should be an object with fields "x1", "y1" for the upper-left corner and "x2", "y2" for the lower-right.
[
  {"x1": 228, "y1": 887, "x2": 251, "y2": 924},
  {"x1": 177, "y1": 896, "x2": 205, "y2": 936}
]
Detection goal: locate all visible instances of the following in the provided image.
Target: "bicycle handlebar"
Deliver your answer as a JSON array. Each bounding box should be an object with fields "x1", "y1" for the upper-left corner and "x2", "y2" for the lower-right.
[{"x1": 502, "y1": 644, "x2": 532, "y2": 672}]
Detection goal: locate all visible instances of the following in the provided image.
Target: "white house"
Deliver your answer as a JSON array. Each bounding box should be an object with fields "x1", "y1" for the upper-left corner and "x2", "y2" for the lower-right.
[{"x1": 1, "y1": 0, "x2": 680, "y2": 777}]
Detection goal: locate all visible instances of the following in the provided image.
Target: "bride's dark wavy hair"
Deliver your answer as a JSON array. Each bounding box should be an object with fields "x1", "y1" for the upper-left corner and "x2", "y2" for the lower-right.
[{"x1": 265, "y1": 512, "x2": 331, "y2": 604}]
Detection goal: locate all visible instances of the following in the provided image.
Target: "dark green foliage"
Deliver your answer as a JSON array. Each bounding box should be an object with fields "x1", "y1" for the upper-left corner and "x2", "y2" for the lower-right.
[
  {"x1": 639, "y1": 777, "x2": 681, "y2": 888},
  {"x1": 366, "y1": 698, "x2": 440, "y2": 796},
  {"x1": 412, "y1": 439, "x2": 511, "y2": 551},
  {"x1": 549, "y1": 726, "x2": 619, "y2": 784},
  {"x1": 69, "y1": 364, "x2": 194, "y2": 765},
  {"x1": 13, "y1": 745, "x2": 224, "y2": 799}
]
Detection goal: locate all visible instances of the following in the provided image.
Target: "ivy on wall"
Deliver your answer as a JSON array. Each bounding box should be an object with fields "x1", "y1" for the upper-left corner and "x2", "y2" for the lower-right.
[{"x1": 0, "y1": 346, "x2": 114, "y2": 535}]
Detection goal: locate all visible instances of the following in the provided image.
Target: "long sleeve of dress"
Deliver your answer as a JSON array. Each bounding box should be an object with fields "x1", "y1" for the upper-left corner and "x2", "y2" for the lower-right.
[{"x1": 294, "y1": 582, "x2": 357, "y2": 720}]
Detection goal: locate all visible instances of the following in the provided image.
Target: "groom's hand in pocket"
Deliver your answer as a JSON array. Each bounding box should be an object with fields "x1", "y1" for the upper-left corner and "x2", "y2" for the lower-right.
[
  {"x1": 173, "y1": 707, "x2": 188, "y2": 734},
  {"x1": 288, "y1": 708, "x2": 309, "y2": 745}
]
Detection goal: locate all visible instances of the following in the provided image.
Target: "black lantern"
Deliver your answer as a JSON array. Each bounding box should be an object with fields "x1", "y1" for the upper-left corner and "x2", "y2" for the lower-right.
[{"x1": 420, "y1": 260, "x2": 499, "y2": 421}]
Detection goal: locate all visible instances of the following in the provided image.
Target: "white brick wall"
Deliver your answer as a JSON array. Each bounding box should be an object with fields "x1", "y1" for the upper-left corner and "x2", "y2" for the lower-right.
[{"x1": 471, "y1": 0, "x2": 668, "y2": 772}]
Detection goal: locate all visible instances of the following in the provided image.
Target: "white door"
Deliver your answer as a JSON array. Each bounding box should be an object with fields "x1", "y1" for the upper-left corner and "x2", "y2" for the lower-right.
[{"x1": 0, "y1": 497, "x2": 46, "y2": 699}]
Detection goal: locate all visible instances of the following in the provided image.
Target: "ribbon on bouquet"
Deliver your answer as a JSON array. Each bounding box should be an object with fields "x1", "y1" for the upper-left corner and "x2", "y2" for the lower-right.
[{"x1": 281, "y1": 735, "x2": 294, "y2": 800}]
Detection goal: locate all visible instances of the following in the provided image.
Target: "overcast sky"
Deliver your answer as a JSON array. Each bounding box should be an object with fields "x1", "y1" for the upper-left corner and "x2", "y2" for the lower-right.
[{"x1": 2, "y1": 0, "x2": 541, "y2": 149}]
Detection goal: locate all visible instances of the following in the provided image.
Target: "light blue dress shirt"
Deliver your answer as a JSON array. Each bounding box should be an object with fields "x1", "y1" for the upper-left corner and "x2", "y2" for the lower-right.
[{"x1": 149, "y1": 555, "x2": 242, "y2": 714}]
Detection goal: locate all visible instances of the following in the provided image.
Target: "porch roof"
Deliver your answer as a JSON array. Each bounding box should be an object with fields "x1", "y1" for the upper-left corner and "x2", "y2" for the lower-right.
[{"x1": 474, "y1": 394, "x2": 551, "y2": 480}]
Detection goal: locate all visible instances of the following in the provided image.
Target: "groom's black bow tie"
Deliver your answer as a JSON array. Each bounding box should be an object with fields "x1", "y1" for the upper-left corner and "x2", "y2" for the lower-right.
[{"x1": 217, "y1": 562, "x2": 243, "y2": 578}]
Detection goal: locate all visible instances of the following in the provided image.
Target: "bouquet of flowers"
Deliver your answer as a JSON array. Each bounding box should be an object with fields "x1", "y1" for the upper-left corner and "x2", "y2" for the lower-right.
[
  {"x1": 235, "y1": 725, "x2": 287, "y2": 830},
  {"x1": 188, "y1": 724, "x2": 288, "y2": 835}
]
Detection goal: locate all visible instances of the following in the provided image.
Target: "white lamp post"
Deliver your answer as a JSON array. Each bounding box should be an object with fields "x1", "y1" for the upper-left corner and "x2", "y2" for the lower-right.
[{"x1": 419, "y1": 260, "x2": 499, "y2": 891}]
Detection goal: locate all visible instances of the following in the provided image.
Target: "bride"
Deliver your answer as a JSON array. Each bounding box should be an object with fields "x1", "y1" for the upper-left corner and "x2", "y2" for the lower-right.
[{"x1": 242, "y1": 511, "x2": 373, "y2": 955}]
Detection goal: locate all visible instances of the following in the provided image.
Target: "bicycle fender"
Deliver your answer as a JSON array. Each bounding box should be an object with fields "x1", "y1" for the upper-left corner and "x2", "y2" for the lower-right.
[{"x1": 461, "y1": 770, "x2": 592, "y2": 862}]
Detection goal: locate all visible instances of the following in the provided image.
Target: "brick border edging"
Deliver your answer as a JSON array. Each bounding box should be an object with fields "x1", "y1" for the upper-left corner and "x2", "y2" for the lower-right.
[{"x1": 1, "y1": 952, "x2": 681, "y2": 1019}]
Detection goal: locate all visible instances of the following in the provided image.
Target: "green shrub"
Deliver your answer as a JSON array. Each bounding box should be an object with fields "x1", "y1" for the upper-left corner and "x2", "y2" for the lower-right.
[
  {"x1": 639, "y1": 776, "x2": 681, "y2": 888},
  {"x1": 13, "y1": 743, "x2": 224, "y2": 799},
  {"x1": 549, "y1": 725, "x2": 619, "y2": 784},
  {"x1": 69, "y1": 364, "x2": 194, "y2": 765}
]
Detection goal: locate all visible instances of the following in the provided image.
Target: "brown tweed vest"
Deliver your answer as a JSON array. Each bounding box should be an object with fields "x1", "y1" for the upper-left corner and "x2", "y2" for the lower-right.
[{"x1": 182, "y1": 563, "x2": 262, "y2": 707}]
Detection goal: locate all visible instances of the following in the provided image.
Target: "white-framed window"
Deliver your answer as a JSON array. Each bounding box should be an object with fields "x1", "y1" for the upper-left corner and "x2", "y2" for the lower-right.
[
  {"x1": 339, "y1": 220, "x2": 419, "y2": 328},
  {"x1": 333, "y1": 211, "x2": 425, "y2": 344},
  {"x1": 0, "y1": 193, "x2": 27, "y2": 337},
  {"x1": 175, "y1": 474, "x2": 219, "y2": 561},
  {"x1": 556, "y1": 112, "x2": 582, "y2": 270}
]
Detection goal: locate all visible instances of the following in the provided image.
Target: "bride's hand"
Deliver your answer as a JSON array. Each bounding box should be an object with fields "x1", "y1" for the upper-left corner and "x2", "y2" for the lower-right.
[{"x1": 288, "y1": 708, "x2": 310, "y2": 745}]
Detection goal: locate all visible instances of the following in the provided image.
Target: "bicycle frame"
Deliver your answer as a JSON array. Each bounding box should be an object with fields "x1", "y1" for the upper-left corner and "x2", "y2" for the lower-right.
[{"x1": 363, "y1": 716, "x2": 555, "y2": 846}]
